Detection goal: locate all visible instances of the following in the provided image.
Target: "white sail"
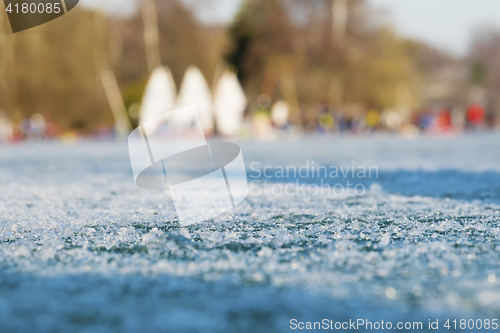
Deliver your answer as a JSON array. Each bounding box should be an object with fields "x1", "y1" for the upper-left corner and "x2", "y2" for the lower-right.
[
  {"x1": 175, "y1": 66, "x2": 213, "y2": 133},
  {"x1": 271, "y1": 100, "x2": 290, "y2": 128},
  {"x1": 139, "y1": 67, "x2": 177, "y2": 131},
  {"x1": 214, "y1": 71, "x2": 247, "y2": 137}
]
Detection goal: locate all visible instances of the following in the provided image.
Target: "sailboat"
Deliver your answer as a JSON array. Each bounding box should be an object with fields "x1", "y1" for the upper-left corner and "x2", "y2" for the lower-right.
[
  {"x1": 174, "y1": 66, "x2": 213, "y2": 134},
  {"x1": 139, "y1": 66, "x2": 177, "y2": 133},
  {"x1": 213, "y1": 71, "x2": 247, "y2": 137}
]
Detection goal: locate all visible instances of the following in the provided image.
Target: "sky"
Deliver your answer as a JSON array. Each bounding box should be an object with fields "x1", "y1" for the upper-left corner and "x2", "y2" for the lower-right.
[
  {"x1": 81, "y1": 0, "x2": 137, "y2": 16},
  {"x1": 81, "y1": 0, "x2": 500, "y2": 56},
  {"x1": 369, "y1": 0, "x2": 500, "y2": 55}
]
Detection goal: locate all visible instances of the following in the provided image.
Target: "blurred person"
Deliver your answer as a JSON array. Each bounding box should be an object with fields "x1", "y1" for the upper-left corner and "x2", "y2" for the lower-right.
[
  {"x1": 418, "y1": 108, "x2": 435, "y2": 132},
  {"x1": 351, "y1": 112, "x2": 366, "y2": 134},
  {"x1": 20, "y1": 118, "x2": 30, "y2": 140},
  {"x1": 29, "y1": 114, "x2": 47, "y2": 140},
  {"x1": 485, "y1": 101, "x2": 497, "y2": 129},
  {"x1": 43, "y1": 116, "x2": 58, "y2": 139},
  {"x1": 337, "y1": 113, "x2": 353, "y2": 133},
  {"x1": 317, "y1": 105, "x2": 335, "y2": 133},
  {"x1": 408, "y1": 110, "x2": 422, "y2": 128},
  {"x1": 466, "y1": 103, "x2": 485, "y2": 129},
  {"x1": 0, "y1": 112, "x2": 13, "y2": 143},
  {"x1": 19, "y1": 114, "x2": 47, "y2": 141},
  {"x1": 434, "y1": 108, "x2": 453, "y2": 133},
  {"x1": 451, "y1": 106, "x2": 466, "y2": 130},
  {"x1": 365, "y1": 109, "x2": 381, "y2": 132}
]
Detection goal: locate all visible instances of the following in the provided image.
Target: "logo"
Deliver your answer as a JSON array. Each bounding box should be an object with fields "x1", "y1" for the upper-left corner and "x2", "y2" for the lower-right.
[
  {"x1": 128, "y1": 105, "x2": 249, "y2": 226},
  {"x1": 3, "y1": 0, "x2": 79, "y2": 33}
]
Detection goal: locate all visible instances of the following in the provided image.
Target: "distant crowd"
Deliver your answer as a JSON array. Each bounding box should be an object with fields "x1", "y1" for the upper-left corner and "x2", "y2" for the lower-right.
[
  {"x1": 0, "y1": 103, "x2": 498, "y2": 143},
  {"x1": 313, "y1": 103, "x2": 497, "y2": 135}
]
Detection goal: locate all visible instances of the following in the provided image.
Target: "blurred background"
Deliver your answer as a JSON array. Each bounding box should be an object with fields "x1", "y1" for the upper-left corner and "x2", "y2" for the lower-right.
[
  {"x1": 1, "y1": 0, "x2": 500, "y2": 142},
  {"x1": 1, "y1": 3, "x2": 500, "y2": 331}
]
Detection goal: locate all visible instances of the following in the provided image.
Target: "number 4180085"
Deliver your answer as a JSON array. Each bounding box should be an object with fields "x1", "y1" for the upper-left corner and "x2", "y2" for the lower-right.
[
  {"x1": 444, "y1": 319, "x2": 498, "y2": 330},
  {"x1": 6, "y1": 2, "x2": 61, "y2": 14}
]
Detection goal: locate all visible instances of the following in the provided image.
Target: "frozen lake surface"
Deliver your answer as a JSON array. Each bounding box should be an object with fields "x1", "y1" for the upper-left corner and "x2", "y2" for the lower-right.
[{"x1": 0, "y1": 133, "x2": 500, "y2": 332}]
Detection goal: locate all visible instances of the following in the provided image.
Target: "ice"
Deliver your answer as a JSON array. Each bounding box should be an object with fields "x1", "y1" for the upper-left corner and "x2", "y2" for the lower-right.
[{"x1": 0, "y1": 134, "x2": 499, "y2": 332}]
